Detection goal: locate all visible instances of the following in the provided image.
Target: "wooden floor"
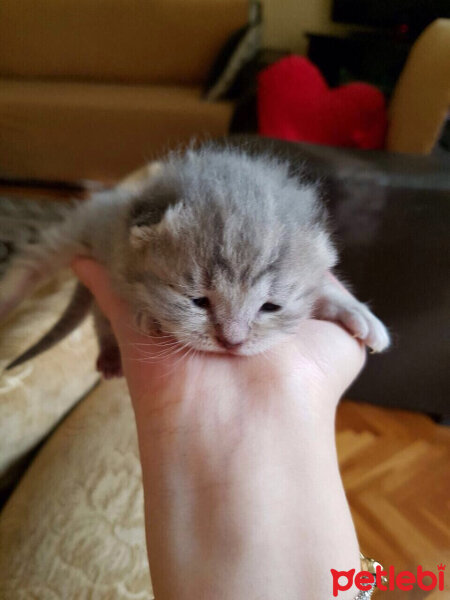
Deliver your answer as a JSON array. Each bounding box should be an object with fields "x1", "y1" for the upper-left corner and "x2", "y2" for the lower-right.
[{"x1": 337, "y1": 401, "x2": 450, "y2": 598}]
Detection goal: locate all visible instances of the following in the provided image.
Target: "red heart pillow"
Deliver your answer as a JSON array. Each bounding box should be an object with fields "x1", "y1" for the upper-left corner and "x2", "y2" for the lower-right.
[{"x1": 258, "y1": 56, "x2": 387, "y2": 150}]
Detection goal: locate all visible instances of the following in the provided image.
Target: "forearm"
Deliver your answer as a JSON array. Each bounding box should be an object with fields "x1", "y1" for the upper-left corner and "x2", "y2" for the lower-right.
[{"x1": 131, "y1": 361, "x2": 360, "y2": 600}]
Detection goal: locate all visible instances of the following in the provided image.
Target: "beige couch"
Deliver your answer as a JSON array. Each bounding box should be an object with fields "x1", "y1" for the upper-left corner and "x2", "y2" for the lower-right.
[{"x1": 0, "y1": 0, "x2": 248, "y2": 183}]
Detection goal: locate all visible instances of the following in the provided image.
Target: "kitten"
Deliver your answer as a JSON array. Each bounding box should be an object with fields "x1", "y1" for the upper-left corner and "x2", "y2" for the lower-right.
[{"x1": 1, "y1": 145, "x2": 389, "y2": 377}]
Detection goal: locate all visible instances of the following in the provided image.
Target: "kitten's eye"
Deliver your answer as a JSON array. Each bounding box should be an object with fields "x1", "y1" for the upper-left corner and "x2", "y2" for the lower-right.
[
  {"x1": 192, "y1": 297, "x2": 210, "y2": 309},
  {"x1": 260, "y1": 302, "x2": 281, "y2": 313}
]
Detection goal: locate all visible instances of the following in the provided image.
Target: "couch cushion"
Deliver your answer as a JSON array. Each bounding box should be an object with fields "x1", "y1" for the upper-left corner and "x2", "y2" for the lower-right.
[
  {"x1": 0, "y1": 80, "x2": 233, "y2": 182},
  {"x1": 0, "y1": 0, "x2": 248, "y2": 85},
  {"x1": 0, "y1": 379, "x2": 152, "y2": 600}
]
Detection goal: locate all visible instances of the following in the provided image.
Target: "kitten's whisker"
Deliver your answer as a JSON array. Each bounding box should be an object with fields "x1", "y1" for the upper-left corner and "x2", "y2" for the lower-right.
[
  {"x1": 165, "y1": 344, "x2": 193, "y2": 376},
  {"x1": 131, "y1": 340, "x2": 178, "y2": 350},
  {"x1": 129, "y1": 344, "x2": 188, "y2": 364},
  {"x1": 129, "y1": 338, "x2": 189, "y2": 359},
  {"x1": 129, "y1": 339, "x2": 175, "y2": 348},
  {"x1": 146, "y1": 342, "x2": 194, "y2": 373},
  {"x1": 134, "y1": 343, "x2": 187, "y2": 360},
  {"x1": 131, "y1": 341, "x2": 179, "y2": 355}
]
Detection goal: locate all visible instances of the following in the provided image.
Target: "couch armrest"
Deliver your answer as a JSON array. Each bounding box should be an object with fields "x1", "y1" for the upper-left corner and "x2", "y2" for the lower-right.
[{"x1": 387, "y1": 19, "x2": 450, "y2": 154}]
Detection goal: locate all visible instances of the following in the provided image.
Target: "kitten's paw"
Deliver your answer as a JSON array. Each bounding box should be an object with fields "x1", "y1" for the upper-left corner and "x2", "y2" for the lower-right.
[
  {"x1": 96, "y1": 345, "x2": 123, "y2": 379},
  {"x1": 337, "y1": 304, "x2": 390, "y2": 353},
  {"x1": 316, "y1": 275, "x2": 390, "y2": 353}
]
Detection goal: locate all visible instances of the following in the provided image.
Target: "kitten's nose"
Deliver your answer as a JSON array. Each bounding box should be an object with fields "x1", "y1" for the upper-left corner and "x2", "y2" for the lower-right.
[
  {"x1": 216, "y1": 335, "x2": 244, "y2": 350},
  {"x1": 215, "y1": 323, "x2": 248, "y2": 350}
]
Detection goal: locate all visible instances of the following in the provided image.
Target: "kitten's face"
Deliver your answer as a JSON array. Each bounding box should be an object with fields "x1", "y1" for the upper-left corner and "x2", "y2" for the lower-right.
[{"x1": 127, "y1": 197, "x2": 335, "y2": 356}]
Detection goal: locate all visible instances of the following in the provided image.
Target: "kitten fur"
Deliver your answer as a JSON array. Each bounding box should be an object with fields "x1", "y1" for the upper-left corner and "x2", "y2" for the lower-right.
[{"x1": 1, "y1": 145, "x2": 390, "y2": 377}]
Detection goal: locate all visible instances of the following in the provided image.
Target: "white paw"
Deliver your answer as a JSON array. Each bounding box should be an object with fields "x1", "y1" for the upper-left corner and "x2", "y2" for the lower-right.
[{"x1": 338, "y1": 303, "x2": 390, "y2": 353}]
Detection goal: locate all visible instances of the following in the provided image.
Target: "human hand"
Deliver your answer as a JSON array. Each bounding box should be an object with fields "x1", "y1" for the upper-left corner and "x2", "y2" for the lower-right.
[
  {"x1": 72, "y1": 258, "x2": 365, "y2": 414},
  {"x1": 72, "y1": 257, "x2": 365, "y2": 600}
]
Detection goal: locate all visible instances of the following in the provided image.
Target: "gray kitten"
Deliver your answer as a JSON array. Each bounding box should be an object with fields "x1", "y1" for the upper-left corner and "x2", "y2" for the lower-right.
[{"x1": 1, "y1": 145, "x2": 389, "y2": 377}]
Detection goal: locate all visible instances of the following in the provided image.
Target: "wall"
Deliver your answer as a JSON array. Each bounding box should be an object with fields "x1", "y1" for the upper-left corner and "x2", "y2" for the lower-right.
[{"x1": 262, "y1": 0, "x2": 360, "y2": 54}]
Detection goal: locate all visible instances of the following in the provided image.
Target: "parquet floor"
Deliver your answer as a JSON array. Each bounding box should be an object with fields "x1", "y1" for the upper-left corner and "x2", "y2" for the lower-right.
[{"x1": 337, "y1": 401, "x2": 450, "y2": 599}]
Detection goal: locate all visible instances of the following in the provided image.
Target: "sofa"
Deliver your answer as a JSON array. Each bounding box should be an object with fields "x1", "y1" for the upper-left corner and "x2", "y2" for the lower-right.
[{"x1": 0, "y1": 0, "x2": 248, "y2": 183}]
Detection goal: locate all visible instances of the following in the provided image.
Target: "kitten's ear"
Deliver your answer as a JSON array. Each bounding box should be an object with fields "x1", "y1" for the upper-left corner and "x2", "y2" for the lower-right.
[
  {"x1": 128, "y1": 170, "x2": 181, "y2": 249},
  {"x1": 129, "y1": 202, "x2": 184, "y2": 250}
]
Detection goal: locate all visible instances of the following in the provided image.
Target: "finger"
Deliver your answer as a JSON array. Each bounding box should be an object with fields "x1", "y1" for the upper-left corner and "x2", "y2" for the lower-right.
[{"x1": 71, "y1": 257, "x2": 128, "y2": 325}]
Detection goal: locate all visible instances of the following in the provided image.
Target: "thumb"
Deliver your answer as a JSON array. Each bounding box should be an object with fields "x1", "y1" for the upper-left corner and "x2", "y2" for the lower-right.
[{"x1": 71, "y1": 257, "x2": 129, "y2": 327}]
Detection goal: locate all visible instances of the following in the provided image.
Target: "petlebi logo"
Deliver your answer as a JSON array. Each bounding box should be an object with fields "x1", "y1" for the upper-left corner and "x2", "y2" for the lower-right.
[{"x1": 331, "y1": 563, "x2": 446, "y2": 596}]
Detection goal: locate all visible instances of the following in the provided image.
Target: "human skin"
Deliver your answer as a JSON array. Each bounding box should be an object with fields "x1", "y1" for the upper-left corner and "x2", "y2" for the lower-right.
[{"x1": 72, "y1": 258, "x2": 365, "y2": 600}]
